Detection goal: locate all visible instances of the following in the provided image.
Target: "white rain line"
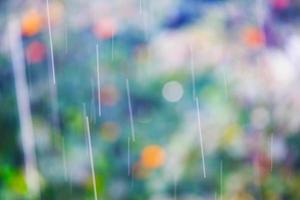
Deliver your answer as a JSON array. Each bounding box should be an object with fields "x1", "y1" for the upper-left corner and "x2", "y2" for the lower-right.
[
  {"x1": 189, "y1": 45, "x2": 196, "y2": 100},
  {"x1": 85, "y1": 116, "x2": 98, "y2": 200},
  {"x1": 220, "y1": 161, "x2": 223, "y2": 200},
  {"x1": 46, "y1": 0, "x2": 56, "y2": 85},
  {"x1": 9, "y1": 19, "x2": 40, "y2": 196},
  {"x1": 126, "y1": 79, "x2": 135, "y2": 142},
  {"x1": 96, "y1": 44, "x2": 101, "y2": 117},
  {"x1": 127, "y1": 137, "x2": 131, "y2": 176},
  {"x1": 195, "y1": 98, "x2": 206, "y2": 178}
]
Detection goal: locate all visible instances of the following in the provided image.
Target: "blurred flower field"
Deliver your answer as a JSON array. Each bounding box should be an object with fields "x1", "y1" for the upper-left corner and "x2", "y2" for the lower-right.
[{"x1": 1, "y1": 0, "x2": 300, "y2": 199}]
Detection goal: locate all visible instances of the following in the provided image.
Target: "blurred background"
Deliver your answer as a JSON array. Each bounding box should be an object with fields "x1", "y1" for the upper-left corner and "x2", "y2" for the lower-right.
[{"x1": 1, "y1": 0, "x2": 300, "y2": 199}]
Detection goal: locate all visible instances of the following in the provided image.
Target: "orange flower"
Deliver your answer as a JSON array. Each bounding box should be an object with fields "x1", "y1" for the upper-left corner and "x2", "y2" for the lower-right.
[
  {"x1": 243, "y1": 27, "x2": 265, "y2": 48},
  {"x1": 141, "y1": 145, "x2": 166, "y2": 169},
  {"x1": 21, "y1": 9, "x2": 44, "y2": 37}
]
